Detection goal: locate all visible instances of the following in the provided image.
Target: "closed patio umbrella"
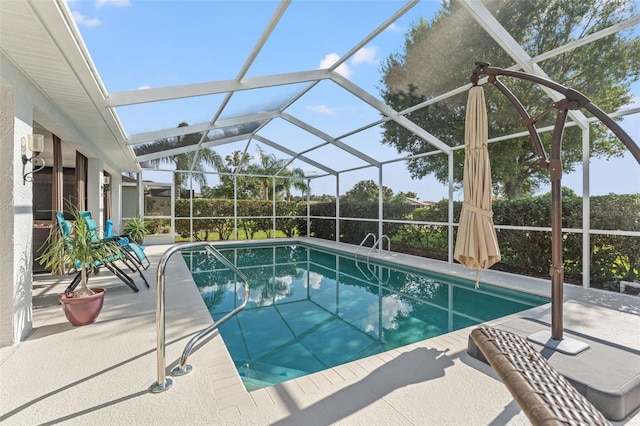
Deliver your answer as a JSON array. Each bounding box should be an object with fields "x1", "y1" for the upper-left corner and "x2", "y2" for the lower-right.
[{"x1": 454, "y1": 85, "x2": 501, "y2": 286}]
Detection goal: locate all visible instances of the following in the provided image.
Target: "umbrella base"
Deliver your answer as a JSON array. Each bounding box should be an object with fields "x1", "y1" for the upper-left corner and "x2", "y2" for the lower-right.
[
  {"x1": 467, "y1": 308, "x2": 640, "y2": 421},
  {"x1": 527, "y1": 330, "x2": 590, "y2": 355}
]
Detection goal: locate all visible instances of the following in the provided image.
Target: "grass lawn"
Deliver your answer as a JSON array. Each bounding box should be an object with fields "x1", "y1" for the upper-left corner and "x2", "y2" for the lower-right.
[{"x1": 174, "y1": 229, "x2": 293, "y2": 242}]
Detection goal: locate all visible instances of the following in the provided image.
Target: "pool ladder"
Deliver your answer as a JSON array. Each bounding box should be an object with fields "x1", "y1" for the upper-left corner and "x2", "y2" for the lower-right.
[
  {"x1": 367, "y1": 235, "x2": 391, "y2": 263},
  {"x1": 355, "y1": 232, "x2": 376, "y2": 264},
  {"x1": 150, "y1": 242, "x2": 250, "y2": 393},
  {"x1": 355, "y1": 233, "x2": 391, "y2": 264},
  {"x1": 355, "y1": 233, "x2": 391, "y2": 283}
]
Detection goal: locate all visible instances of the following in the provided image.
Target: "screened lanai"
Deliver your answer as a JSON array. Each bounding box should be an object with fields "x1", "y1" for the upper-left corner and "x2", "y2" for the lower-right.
[
  {"x1": 3, "y1": 0, "x2": 640, "y2": 422},
  {"x1": 99, "y1": 0, "x2": 640, "y2": 293},
  {"x1": 90, "y1": 0, "x2": 639, "y2": 294},
  {"x1": 7, "y1": 0, "x2": 638, "y2": 293}
]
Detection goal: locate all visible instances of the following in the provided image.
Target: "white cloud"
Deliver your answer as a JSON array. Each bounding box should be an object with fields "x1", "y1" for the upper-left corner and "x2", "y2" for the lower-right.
[
  {"x1": 352, "y1": 46, "x2": 379, "y2": 65},
  {"x1": 71, "y1": 11, "x2": 101, "y2": 27},
  {"x1": 305, "y1": 271, "x2": 323, "y2": 290},
  {"x1": 363, "y1": 294, "x2": 412, "y2": 335},
  {"x1": 96, "y1": 0, "x2": 130, "y2": 7},
  {"x1": 319, "y1": 53, "x2": 352, "y2": 79},
  {"x1": 137, "y1": 85, "x2": 151, "y2": 90},
  {"x1": 306, "y1": 104, "x2": 336, "y2": 115}
]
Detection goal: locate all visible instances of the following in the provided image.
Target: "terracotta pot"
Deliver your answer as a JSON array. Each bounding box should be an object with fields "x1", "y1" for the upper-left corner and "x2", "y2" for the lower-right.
[{"x1": 59, "y1": 288, "x2": 106, "y2": 326}]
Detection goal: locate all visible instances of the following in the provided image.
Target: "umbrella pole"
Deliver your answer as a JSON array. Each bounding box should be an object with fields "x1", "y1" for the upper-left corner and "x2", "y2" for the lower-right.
[
  {"x1": 528, "y1": 107, "x2": 589, "y2": 354},
  {"x1": 549, "y1": 109, "x2": 568, "y2": 341}
]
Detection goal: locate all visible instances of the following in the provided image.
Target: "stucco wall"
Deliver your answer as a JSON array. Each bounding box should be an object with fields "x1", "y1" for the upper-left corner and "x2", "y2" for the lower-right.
[
  {"x1": 0, "y1": 79, "x2": 18, "y2": 347},
  {"x1": 0, "y1": 75, "x2": 34, "y2": 347},
  {"x1": 0, "y1": 51, "x2": 116, "y2": 347}
]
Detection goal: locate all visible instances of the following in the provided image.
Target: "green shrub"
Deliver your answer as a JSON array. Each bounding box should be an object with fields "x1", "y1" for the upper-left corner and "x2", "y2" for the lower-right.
[{"x1": 171, "y1": 193, "x2": 639, "y2": 289}]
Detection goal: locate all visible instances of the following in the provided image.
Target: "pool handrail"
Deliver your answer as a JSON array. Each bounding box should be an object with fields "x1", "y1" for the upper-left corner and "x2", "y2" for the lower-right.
[
  {"x1": 355, "y1": 232, "x2": 376, "y2": 264},
  {"x1": 149, "y1": 242, "x2": 250, "y2": 394},
  {"x1": 367, "y1": 235, "x2": 391, "y2": 266}
]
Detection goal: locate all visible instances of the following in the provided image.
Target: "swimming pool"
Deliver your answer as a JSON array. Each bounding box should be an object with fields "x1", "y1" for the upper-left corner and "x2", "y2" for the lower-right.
[{"x1": 183, "y1": 242, "x2": 548, "y2": 391}]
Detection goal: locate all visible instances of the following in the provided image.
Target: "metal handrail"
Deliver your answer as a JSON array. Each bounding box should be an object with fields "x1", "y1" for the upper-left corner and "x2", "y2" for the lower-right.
[
  {"x1": 355, "y1": 232, "x2": 376, "y2": 263},
  {"x1": 149, "y1": 242, "x2": 250, "y2": 393},
  {"x1": 354, "y1": 258, "x2": 375, "y2": 281},
  {"x1": 368, "y1": 263, "x2": 391, "y2": 285},
  {"x1": 367, "y1": 235, "x2": 390, "y2": 265}
]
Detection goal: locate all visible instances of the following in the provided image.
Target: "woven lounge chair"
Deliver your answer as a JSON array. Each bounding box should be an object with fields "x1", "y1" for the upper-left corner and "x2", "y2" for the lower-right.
[{"x1": 470, "y1": 326, "x2": 610, "y2": 425}]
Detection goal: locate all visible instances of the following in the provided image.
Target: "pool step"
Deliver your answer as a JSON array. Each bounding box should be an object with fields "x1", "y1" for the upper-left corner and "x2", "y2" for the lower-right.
[
  {"x1": 238, "y1": 361, "x2": 309, "y2": 389},
  {"x1": 241, "y1": 376, "x2": 273, "y2": 392}
]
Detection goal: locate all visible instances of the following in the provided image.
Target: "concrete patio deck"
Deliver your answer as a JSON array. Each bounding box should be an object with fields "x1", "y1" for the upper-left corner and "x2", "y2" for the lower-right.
[{"x1": 1, "y1": 242, "x2": 639, "y2": 425}]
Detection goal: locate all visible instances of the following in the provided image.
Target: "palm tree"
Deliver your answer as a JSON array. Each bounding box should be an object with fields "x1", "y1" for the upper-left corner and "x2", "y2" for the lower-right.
[
  {"x1": 245, "y1": 146, "x2": 288, "y2": 201},
  {"x1": 133, "y1": 122, "x2": 222, "y2": 198},
  {"x1": 278, "y1": 167, "x2": 308, "y2": 201},
  {"x1": 225, "y1": 150, "x2": 252, "y2": 173},
  {"x1": 244, "y1": 147, "x2": 310, "y2": 201}
]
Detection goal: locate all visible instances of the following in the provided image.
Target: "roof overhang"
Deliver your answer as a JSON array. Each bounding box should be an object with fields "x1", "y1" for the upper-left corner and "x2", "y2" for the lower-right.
[{"x1": 0, "y1": 0, "x2": 140, "y2": 172}]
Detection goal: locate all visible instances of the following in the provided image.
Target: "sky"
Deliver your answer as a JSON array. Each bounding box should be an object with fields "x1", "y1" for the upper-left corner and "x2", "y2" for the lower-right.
[{"x1": 66, "y1": 0, "x2": 639, "y2": 201}]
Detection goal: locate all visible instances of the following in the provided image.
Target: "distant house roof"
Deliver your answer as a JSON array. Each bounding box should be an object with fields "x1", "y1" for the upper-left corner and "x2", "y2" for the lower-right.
[
  {"x1": 405, "y1": 197, "x2": 434, "y2": 207},
  {"x1": 147, "y1": 187, "x2": 172, "y2": 198}
]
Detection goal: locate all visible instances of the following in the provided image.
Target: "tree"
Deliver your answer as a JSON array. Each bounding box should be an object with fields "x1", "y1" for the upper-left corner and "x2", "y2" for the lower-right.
[
  {"x1": 203, "y1": 150, "x2": 260, "y2": 200},
  {"x1": 133, "y1": 122, "x2": 222, "y2": 198},
  {"x1": 244, "y1": 146, "x2": 308, "y2": 201},
  {"x1": 309, "y1": 194, "x2": 336, "y2": 202},
  {"x1": 200, "y1": 147, "x2": 309, "y2": 201},
  {"x1": 342, "y1": 180, "x2": 394, "y2": 203},
  {"x1": 278, "y1": 167, "x2": 308, "y2": 201},
  {"x1": 380, "y1": 0, "x2": 639, "y2": 199}
]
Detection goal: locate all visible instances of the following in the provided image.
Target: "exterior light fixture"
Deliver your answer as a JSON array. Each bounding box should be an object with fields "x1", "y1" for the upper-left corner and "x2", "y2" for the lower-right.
[
  {"x1": 21, "y1": 134, "x2": 45, "y2": 184},
  {"x1": 102, "y1": 175, "x2": 111, "y2": 193}
]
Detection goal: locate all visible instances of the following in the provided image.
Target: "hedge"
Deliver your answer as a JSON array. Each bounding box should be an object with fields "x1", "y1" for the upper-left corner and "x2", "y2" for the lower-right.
[{"x1": 172, "y1": 194, "x2": 639, "y2": 290}]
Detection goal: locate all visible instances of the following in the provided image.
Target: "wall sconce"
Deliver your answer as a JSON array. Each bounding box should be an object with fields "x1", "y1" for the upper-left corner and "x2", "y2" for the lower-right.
[
  {"x1": 102, "y1": 175, "x2": 111, "y2": 193},
  {"x1": 21, "y1": 134, "x2": 45, "y2": 184}
]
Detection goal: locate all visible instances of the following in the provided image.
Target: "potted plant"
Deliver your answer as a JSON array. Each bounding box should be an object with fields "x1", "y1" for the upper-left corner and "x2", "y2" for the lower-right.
[
  {"x1": 38, "y1": 206, "x2": 124, "y2": 326},
  {"x1": 123, "y1": 216, "x2": 148, "y2": 245}
]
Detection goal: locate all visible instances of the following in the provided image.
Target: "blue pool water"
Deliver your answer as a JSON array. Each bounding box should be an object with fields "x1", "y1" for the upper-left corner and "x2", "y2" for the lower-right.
[{"x1": 183, "y1": 243, "x2": 548, "y2": 391}]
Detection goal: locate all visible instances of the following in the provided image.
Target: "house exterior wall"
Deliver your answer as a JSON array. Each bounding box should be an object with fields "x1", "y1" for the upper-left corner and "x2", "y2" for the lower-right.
[
  {"x1": 86, "y1": 158, "x2": 104, "y2": 231},
  {"x1": 0, "y1": 73, "x2": 34, "y2": 347},
  {"x1": 0, "y1": 80, "x2": 16, "y2": 347},
  {"x1": 122, "y1": 184, "x2": 138, "y2": 220},
  {"x1": 0, "y1": 51, "x2": 125, "y2": 348},
  {"x1": 110, "y1": 173, "x2": 123, "y2": 234}
]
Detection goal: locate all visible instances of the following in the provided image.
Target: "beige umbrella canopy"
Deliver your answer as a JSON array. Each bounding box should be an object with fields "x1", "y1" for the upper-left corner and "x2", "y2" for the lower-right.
[{"x1": 454, "y1": 85, "x2": 501, "y2": 286}]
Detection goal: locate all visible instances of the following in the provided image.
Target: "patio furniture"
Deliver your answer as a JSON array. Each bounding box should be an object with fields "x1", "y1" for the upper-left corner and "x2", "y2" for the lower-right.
[
  {"x1": 105, "y1": 219, "x2": 150, "y2": 270},
  {"x1": 55, "y1": 212, "x2": 140, "y2": 293},
  {"x1": 79, "y1": 212, "x2": 150, "y2": 288},
  {"x1": 470, "y1": 326, "x2": 610, "y2": 425}
]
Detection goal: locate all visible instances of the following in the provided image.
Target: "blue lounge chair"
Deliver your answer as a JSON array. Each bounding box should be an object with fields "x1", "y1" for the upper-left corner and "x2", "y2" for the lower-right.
[
  {"x1": 55, "y1": 212, "x2": 139, "y2": 293},
  {"x1": 79, "y1": 212, "x2": 150, "y2": 288},
  {"x1": 105, "y1": 219, "x2": 150, "y2": 270}
]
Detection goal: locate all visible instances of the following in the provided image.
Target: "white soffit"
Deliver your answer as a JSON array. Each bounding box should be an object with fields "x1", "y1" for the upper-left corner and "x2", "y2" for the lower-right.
[{"x1": 0, "y1": 0, "x2": 139, "y2": 172}]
